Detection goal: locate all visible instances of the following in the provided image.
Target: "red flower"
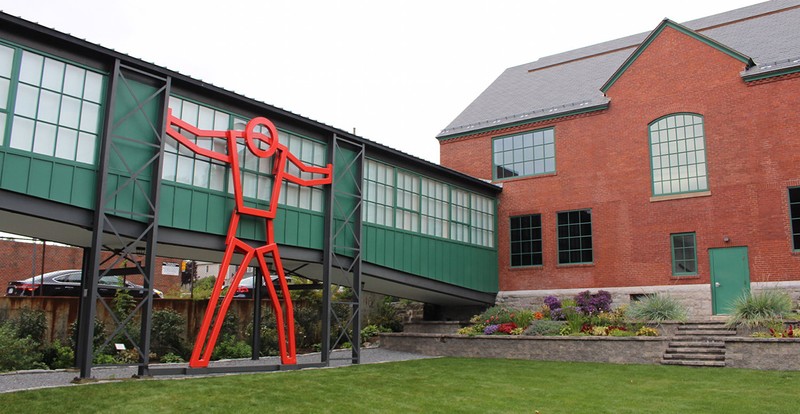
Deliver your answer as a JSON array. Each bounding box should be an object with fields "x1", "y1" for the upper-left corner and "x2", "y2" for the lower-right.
[{"x1": 497, "y1": 322, "x2": 518, "y2": 334}]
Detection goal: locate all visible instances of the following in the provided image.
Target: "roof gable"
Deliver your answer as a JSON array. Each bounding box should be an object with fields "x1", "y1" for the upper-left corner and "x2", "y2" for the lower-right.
[{"x1": 600, "y1": 19, "x2": 754, "y2": 93}]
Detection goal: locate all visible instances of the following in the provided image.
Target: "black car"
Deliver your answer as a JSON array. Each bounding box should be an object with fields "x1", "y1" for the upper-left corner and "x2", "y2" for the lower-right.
[{"x1": 6, "y1": 269, "x2": 163, "y2": 298}]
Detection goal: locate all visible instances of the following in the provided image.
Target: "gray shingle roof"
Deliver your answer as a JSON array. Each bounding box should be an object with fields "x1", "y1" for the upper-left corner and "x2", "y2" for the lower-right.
[{"x1": 438, "y1": 0, "x2": 800, "y2": 138}]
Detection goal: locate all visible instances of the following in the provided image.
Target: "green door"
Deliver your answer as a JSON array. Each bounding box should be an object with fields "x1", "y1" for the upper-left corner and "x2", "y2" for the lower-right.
[{"x1": 709, "y1": 247, "x2": 750, "y2": 315}]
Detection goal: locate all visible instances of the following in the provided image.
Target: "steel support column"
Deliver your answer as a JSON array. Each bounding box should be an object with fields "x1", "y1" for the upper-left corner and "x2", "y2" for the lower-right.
[
  {"x1": 322, "y1": 135, "x2": 364, "y2": 365},
  {"x1": 76, "y1": 60, "x2": 170, "y2": 378}
]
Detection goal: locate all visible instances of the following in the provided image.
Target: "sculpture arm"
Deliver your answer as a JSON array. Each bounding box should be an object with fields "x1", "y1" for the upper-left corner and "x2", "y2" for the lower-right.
[
  {"x1": 284, "y1": 150, "x2": 333, "y2": 186},
  {"x1": 165, "y1": 110, "x2": 230, "y2": 163}
]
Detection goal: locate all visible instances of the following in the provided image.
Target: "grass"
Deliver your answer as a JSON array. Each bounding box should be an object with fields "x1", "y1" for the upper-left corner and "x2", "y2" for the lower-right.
[{"x1": 2, "y1": 358, "x2": 799, "y2": 413}]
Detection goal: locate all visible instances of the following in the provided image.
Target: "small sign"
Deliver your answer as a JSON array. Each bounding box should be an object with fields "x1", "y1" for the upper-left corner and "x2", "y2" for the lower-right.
[
  {"x1": 114, "y1": 343, "x2": 126, "y2": 351},
  {"x1": 162, "y1": 262, "x2": 180, "y2": 276}
]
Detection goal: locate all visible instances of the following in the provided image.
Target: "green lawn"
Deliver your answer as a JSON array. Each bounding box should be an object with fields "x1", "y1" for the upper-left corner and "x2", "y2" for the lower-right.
[{"x1": 2, "y1": 358, "x2": 798, "y2": 413}]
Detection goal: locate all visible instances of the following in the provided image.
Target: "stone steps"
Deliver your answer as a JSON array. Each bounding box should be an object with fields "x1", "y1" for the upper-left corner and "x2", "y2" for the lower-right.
[{"x1": 661, "y1": 322, "x2": 733, "y2": 367}]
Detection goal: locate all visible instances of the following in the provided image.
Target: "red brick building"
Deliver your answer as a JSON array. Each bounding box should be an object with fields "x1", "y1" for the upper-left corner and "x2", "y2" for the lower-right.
[{"x1": 438, "y1": 1, "x2": 800, "y2": 316}]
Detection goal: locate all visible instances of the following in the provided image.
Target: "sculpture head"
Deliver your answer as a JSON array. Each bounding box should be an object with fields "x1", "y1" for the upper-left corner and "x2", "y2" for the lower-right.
[{"x1": 244, "y1": 116, "x2": 279, "y2": 158}]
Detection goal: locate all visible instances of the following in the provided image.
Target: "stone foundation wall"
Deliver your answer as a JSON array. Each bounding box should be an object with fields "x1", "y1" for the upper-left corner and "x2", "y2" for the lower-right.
[{"x1": 496, "y1": 281, "x2": 800, "y2": 318}]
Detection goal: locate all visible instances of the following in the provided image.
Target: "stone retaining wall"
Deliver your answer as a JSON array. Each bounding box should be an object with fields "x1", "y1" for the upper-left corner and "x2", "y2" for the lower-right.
[
  {"x1": 380, "y1": 333, "x2": 669, "y2": 365},
  {"x1": 380, "y1": 333, "x2": 800, "y2": 370}
]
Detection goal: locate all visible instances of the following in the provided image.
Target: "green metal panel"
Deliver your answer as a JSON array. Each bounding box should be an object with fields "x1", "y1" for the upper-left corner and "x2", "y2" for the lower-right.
[
  {"x1": 331, "y1": 145, "x2": 359, "y2": 256},
  {"x1": 27, "y1": 158, "x2": 53, "y2": 198},
  {"x1": 1, "y1": 152, "x2": 30, "y2": 192},
  {"x1": 50, "y1": 164, "x2": 75, "y2": 204},
  {"x1": 709, "y1": 247, "x2": 750, "y2": 315},
  {"x1": 71, "y1": 167, "x2": 96, "y2": 208},
  {"x1": 363, "y1": 224, "x2": 498, "y2": 292}
]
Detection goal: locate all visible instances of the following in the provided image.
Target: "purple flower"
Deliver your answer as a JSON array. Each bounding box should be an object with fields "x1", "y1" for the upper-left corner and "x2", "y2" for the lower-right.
[
  {"x1": 544, "y1": 296, "x2": 562, "y2": 311},
  {"x1": 483, "y1": 324, "x2": 500, "y2": 335}
]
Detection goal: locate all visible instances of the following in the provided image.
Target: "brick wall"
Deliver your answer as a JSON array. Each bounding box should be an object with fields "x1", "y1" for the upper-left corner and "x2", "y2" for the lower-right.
[
  {"x1": 0, "y1": 238, "x2": 182, "y2": 294},
  {"x1": 440, "y1": 27, "x2": 800, "y2": 295}
]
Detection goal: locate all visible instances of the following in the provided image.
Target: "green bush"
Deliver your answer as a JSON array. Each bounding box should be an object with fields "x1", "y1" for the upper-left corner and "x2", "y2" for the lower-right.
[
  {"x1": 627, "y1": 293, "x2": 687, "y2": 323},
  {"x1": 12, "y1": 309, "x2": 47, "y2": 343},
  {"x1": 160, "y1": 352, "x2": 185, "y2": 363},
  {"x1": 70, "y1": 317, "x2": 108, "y2": 354},
  {"x1": 192, "y1": 276, "x2": 217, "y2": 300},
  {"x1": 151, "y1": 309, "x2": 187, "y2": 358},
  {"x1": 361, "y1": 324, "x2": 390, "y2": 342},
  {"x1": 212, "y1": 336, "x2": 252, "y2": 360},
  {"x1": 473, "y1": 306, "x2": 534, "y2": 329},
  {"x1": 0, "y1": 323, "x2": 45, "y2": 372},
  {"x1": 523, "y1": 320, "x2": 566, "y2": 336},
  {"x1": 42, "y1": 339, "x2": 74, "y2": 369},
  {"x1": 366, "y1": 297, "x2": 403, "y2": 332},
  {"x1": 726, "y1": 289, "x2": 792, "y2": 328}
]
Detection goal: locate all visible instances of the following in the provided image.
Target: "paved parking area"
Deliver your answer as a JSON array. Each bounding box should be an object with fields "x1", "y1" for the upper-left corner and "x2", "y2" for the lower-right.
[{"x1": 0, "y1": 348, "x2": 433, "y2": 394}]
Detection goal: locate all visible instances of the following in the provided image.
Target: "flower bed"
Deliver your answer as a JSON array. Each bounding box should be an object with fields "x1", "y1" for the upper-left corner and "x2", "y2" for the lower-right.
[{"x1": 456, "y1": 290, "x2": 662, "y2": 338}]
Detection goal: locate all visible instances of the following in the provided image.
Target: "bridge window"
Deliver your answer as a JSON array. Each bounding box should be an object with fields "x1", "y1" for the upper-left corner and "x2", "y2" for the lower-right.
[
  {"x1": 492, "y1": 127, "x2": 555, "y2": 180},
  {"x1": 3, "y1": 47, "x2": 104, "y2": 165},
  {"x1": 649, "y1": 114, "x2": 708, "y2": 196},
  {"x1": 364, "y1": 159, "x2": 495, "y2": 247},
  {"x1": 165, "y1": 97, "x2": 230, "y2": 191},
  {"x1": 395, "y1": 170, "x2": 420, "y2": 231},
  {"x1": 420, "y1": 177, "x2": 449, "y2": 238},
  {"x1": 164, "y1": 96, "x2": 327, "y2": 212},
  {"x1": 470, "y1": 194, "x2": 494, "y2": 247},
  {"x1": 278, "y1": 131, "x2": 327, "y2": 211},
  {"x1": 450, "y1": 189, "x2": 470, "y2": 243},
  {"x1": 364, "y1": 159, "x2": 394, "y2": 226}
]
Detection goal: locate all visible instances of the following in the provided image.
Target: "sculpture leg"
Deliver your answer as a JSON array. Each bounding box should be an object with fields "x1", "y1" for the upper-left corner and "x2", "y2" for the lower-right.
[
  {"x1": 255, "y1": 244, "x2": 297, "y2": 364},
  {"x1": 190, "y1": 239, "x2": 254, "y2": 368}
]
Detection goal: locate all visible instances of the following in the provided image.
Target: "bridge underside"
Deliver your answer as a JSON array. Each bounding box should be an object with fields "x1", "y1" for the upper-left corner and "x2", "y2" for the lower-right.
[{"x1": 0, "y1": 190, "x2": 495, "y2": 306}]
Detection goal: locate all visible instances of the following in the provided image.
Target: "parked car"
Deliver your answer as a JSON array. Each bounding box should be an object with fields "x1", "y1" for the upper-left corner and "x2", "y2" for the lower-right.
[
  {"x1": 6, "y1": 269, "x2": 164, "y2": 298},
  {"x1": 227, "y1": 275, "x2": 293, "y2": 299}
]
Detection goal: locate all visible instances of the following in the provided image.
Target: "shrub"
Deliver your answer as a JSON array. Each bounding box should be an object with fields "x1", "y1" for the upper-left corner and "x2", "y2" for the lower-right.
[
  {"x1": 12, "y1": 309, "x2": 47, "y2": 343},
  {"x1": 212, "y1": 336, "x2": 251, "y2": 360},
  {"x1": 0, "y1": 323, "x2": 46, "y2": 372},
  {"x1": 524, "y1": 320, "x2": 566, "y2": 336},
  {"x1": 457, "y1": 325, "x2": 483, "y2": 336},
  {"x1": 361, "y1": 324, "x2": 389, "y2": 341},
  {"x1": 42, "y1": 339, "x2": 74, "y2": 369},
  {"x1": 70, "y1": 317, "x2": 109, "y2": 354},
  {"x1": 627, "y1": 293, "x2": 687, "y2": 323},
  {"x1": 726, "y1": 290, "x2": 792, "y2": 328},
  {"x1": 151, "y1": 309, "x2": 187, "y2": 358},
  {"x1": 191, "y1": 276, "x2": 217, "y2": 300},
  {"x1": 160, "y1": 352, "x2": 185, "y2": 363}
]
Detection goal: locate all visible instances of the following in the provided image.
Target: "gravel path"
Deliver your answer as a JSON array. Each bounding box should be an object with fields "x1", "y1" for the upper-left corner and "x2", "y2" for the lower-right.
[{"x1": 0, "y1": 348, "x2": 433, "y2": 394}]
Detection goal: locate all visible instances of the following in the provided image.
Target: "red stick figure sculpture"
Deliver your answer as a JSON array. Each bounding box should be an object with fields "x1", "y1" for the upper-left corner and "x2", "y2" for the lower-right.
[{"x1": 164, "y1": 109, "x2": 332, "y2": 368}]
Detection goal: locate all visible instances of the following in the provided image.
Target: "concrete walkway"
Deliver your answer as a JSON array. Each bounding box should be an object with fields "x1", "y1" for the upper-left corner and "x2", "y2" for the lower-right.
[{"x1": 0, "y1": 348, "x2": 432, "y2": 394}]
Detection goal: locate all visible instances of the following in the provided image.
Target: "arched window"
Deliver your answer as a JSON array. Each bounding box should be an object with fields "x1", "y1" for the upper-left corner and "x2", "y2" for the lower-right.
[{"x1": 648, "y1": 113, "x2": 708, "y2": 196}]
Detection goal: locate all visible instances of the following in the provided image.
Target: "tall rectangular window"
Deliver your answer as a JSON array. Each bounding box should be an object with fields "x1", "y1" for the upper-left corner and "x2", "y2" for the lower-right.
[
  {"x1": 671, "y1": 233, "x2": 697, "y2": 276},
  {"x1": 470, "y1": 194, "x2": 495, "y2": 248},
  {"x1": 6, "y1": 48, "x2": 105, "y2": 164},
  {"x1": 395, "y1": 170, "x2": 420, "y2": 231},
  {"x1": 510, "y1": 214, "x2": 542, "y2": 267},
  {"x1": 557, "y1": 209, "x2": 593, "y2": 264},
  {"x1": 649, "y1": 114, "x2": 708, "y2": 196},
  {"x1": 420, "y1": 177, "x2": 449, "y2": 238},
  {"x1": 492, "y1": 128, "x2": 555, "y2": 180},
  {"x1": 363, "y1": 159, "x2": 394, "y2": 226},
  {"x1": 450, "y1": 188, "x2": 470, "y2": 243},
  {"x1": 790, "y1": 187, "x2": 800, "y2": 250}
]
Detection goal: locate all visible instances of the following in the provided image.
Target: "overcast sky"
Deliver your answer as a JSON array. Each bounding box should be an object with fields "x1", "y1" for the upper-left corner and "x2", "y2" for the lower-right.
[{"x1": 1, "y1": 0, "x2": 763, "y2": 163}]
